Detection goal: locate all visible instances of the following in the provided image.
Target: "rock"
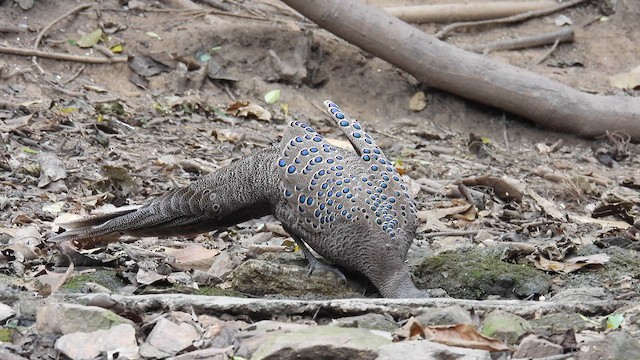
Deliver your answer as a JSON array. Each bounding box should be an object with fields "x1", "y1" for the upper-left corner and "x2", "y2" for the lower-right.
[
  {"x1": 414, "y1": 305, "x2": 474, "y2": 326},
  {"x1": 170, "y1": 347, "x2": 233, "y2": 360},
  {"x1": 0, "y1": 302, "x2": 15, "y2": 322},
  {"x1": 576, "y1": 331, "x2": 640, "y2": 359},
  {"x1": 513, "y1": 334, "x2": 563, "y2": 358},
  {"x1": 54, "y1": 323, "x2": 138, "y2": 360},
  {"x1": 230, "y1": 259, "x2": 359, "y2": 297},
  {"x1": 332, "y1": 313, "x2": 398, "y2": 332},
  {"x1": 140, "y1": 318, "x2": 200, "y2": 358},
  {"x1": 413, "y1": 250, "x2": 550, "y2": 299},
  {"x1": 235, "y1": 320, "x2": 313, "y2": 358},
  {"x1": 550, "y1": 287, "x2": 611, "y2": 302},
  {"x1": 481, "y1": 310, "x2": 531, "y2": 344},
  {"x1": 531, "y1": 312, "x2": 601, "y2": 333},
  {"x1": 36, "y1": 303, "x2": 135, "y2": 335},
  {"x1": 377, "y1": 339, "x2": 491, "y2": 360},
  {"x1": 251, "y1": 325, "x2": 391, "y2": 360}
]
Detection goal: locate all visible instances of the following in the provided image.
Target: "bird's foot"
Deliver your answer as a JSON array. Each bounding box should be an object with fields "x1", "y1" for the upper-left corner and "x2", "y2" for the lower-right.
[{"x1": 304, "y1": 255, "x2": 348, "y2": 284}]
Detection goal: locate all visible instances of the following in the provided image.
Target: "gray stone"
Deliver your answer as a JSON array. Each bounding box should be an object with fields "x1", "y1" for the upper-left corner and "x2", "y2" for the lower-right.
[
  {"x1": 230, "y1": 259, "x2": 358, "y2": 297},
  {"x1": 0, "y1": 302, "x2": 15, "y2": 322},
  {"x1": 235, "y1": 320, "x2": 313, "y2": 358},
  {"x1": 550, "y1": 287, "x2": 611, "y2": 302},
  {"x1": 377, "y1": 340, "x2": 491, "y2": 360},
  {"x1": 576, "y1": 331, "x2": 640, "y2": 359},
  {"x1": 142, "y1": 318, "x2": 200, "y2": 357},
  {"x1": 251, "y1": 325, "x2": 391, "y2": 360},
  {"x1": 54, "y1": 323, "x2": 138, "y2": 360},
  {"x1": 36, "y1": 303, "x2": 135, "y2": 335},
  {"x1": 414, "y1": 305, "x2": 474, "y2": 326},
  {"x1": 513, "y1": 334, "x2": 563, "y2": 358},
  {"x1": 481, "y1": 310, "x2": 531, "y2": 345},
  {"x1": 332, "y1": 313, "x2": 398, "y2": 332}
]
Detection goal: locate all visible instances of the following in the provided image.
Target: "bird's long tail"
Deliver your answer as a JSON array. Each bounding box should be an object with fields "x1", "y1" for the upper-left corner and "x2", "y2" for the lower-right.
[{"x1": 49, "y1": 146, "x2": 280, "y2": 243}]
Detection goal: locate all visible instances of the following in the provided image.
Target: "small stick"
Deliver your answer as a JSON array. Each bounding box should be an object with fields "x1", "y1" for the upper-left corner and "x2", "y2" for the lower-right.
[
  {"x1": 466, "y1": 27, "x2": 574, "y2": 54},
  {"x1": 386, "y1": 1, "x2": 555, "y2": 24},
  {"x1": 423, "y1": 229, "x2": 503, "y2": 238},
  {"x1": 436, "y1": 0, "x2": 587, "y2": 39},
  {"x1": 0, "y1": 46, "x2": 128, "y2": 64},
  {"x1": 529, "y1": 38, "x2": 560, "y2": 67},
  {"x1": 32, "y1": 3, "x2": 98, "y2": 72}
]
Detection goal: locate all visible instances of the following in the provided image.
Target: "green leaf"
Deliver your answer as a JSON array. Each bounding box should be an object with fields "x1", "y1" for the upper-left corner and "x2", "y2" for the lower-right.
[
  {"x1": 607, "y1": 314, "x2": 624, "y2": 330},
  {"x1": 21, "y1": 147, "x2": 38, "y2": 154},
  {"x1": 264, "y1": 89, "x2": 281, "y2": 104},
  {"x1": 67, "y1": 39, "x2": 77, "y2": 46},
  {"x1": 77, "y1": 29, "x2": 103, "y2": 48},
  {"x1": 146, "y1": 31, "x2": 161, "y2": 40}
]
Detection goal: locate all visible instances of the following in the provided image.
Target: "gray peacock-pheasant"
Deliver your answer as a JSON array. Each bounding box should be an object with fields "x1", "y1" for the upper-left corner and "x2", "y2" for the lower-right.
[{"x1": 50, "y1": 101, "x2": 430, "y2": 298}]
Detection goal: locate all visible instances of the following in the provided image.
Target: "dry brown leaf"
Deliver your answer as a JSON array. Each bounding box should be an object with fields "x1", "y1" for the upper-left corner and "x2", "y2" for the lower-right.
[
  {"x1": 527, "y1": 190, "x2": 566, "y2": 220},
  {"x1": 225, "y1": 102, "x2": 271, "y2": 121},
  {"x1": 165, "y1": 244, "x2": 220, "y2": 272},
  {"x1": 528, "y1": 253, "x2": 609, "y2": 273},
  {"x1": 609, "y1": 65, "x2": 640, "y2": 90},
  {"x1": 435, "y1": 204, "x2": 473, "y2": 219},
  {"x1": 462, "y1": 175, "x2": 524, "y2": 202},
  {"x1": 394, "y1": 319, "x2": 511, "y2": 352},
  {"x1": 423, "y1": 323, "x2": 512, "y2": 352}
]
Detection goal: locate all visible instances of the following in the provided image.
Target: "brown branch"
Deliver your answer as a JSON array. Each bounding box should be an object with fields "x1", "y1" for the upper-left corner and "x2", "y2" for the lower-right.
[
  {"x1": 466, "y1": 27, "x2": 574, "y2": 54},
  {"x1": 436, "y1": 0, "x2": 588, "y2": 39},
  {"x1": 385, "y1": 1, "x2": 556, "y2": 24},
  {"x1": 280, "y1": 0, "x2": 640, "y2": 140},
  {"x1": 0, "y1": 46, "x2": 128, "y2": 64}
]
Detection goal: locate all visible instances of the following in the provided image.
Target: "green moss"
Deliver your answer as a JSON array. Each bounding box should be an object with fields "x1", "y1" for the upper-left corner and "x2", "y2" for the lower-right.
[
  {"x1": 413, "y1": 250, "x2": 550, "y2": 299},
  {"x1": 61, "y1": 271, "x2": 125, "y2": 293}
]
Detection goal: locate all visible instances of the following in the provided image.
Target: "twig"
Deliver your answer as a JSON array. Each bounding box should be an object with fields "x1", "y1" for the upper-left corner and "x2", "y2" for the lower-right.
[
  {"x1": 62, "y1": 65, "x2": 86, "y2": 85},
  {"x1": 529, "y1": 38, "x2": 560, "y2": 67},
  {"x1": 466, "y1": 27, "x2": 574, "y2": 54},
  {"x1": 423, "y1": 229, "x2": 503, "y2": 238},
  {"x1": 436, "y1": 0, "x2": 588, "y2": 39},
  {"x1": 32, "y1": 3, "x2": 98, "y2": 73},
  {"x1": 385, "y1": 1, "x2": 556, "y2": 24},
  {"x1": 0, "y1": 46, "x2": 128, "y2": 64}
]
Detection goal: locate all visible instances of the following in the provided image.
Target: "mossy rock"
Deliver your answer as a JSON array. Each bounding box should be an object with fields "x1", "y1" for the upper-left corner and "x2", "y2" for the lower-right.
[
  {"x1": 413, "y1": 249, "x2": 550, "y2": 300},
  {"x1": 61, "y1": 270, "x2": 126, "y2": 293}
]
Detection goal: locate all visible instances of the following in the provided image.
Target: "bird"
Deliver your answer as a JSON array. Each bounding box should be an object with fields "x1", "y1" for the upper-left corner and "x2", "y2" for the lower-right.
[{"x1": 50, "y1": 100, "x2": 428, "y2": 298}]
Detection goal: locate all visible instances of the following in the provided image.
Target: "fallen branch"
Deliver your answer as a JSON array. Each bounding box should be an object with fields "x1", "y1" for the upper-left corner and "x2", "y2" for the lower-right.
[
  {"x1": 0, "y1": 46, "x2": 128, "y2": 64},
  {"x1": 385, "y1": 1, "x2": 556, "y2": 24},
  {"x1": 281, "y1": 0, "x2": 640, "y2": 140},
  {"x1": 32, "y1": 3, "x2": 97, "y2": 72},
  {"x1": 436, "y1": 0, "x2": 588, "y2": 39},
  {"x1": 466, "y1": 27, "x2": 574, "y2": 54},
  {"x1": 61, "y1": 293, "x2": 628, "y2": 319}
]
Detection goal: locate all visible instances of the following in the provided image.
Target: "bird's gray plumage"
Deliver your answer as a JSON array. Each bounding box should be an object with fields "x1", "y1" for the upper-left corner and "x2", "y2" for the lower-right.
[{"x1": 50, "y1": 101, "x2": 426, "y2": 298}]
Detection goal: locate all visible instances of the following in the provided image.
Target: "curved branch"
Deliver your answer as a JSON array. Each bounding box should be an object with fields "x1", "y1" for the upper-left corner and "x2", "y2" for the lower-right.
[{"x1": 281, "y1": 0, "x2": 640, "y2": 140}]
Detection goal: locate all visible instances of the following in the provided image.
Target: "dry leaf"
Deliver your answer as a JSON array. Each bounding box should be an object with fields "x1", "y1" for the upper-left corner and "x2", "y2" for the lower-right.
[
  {"x1": 409, "y1": 91, "x2": 427, "y2": 111},
  {"x1": 423, "y1": 323, "x2": 512, "y2": 352},
  {"x1": 528, "y1": 252, "x2": 609, "y2": 273},
  {"x1": 394, "y1": 319, "x2": 511, "y2": 352},
  {"x1": 165, "y1": 244, "x2": 220, "y2": 272},
  {"x1": 462, "y1": 175, "x2": 524, "y2": 202},
  {"x1": 609, "y1": 65, "x2": 640, "y2": 90},
  {"x1": 225, "y1": 101, "x2": 271, "y2": 121}
]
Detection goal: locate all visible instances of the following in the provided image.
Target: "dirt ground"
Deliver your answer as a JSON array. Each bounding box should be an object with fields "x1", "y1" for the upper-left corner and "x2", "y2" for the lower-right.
[{"x1": 1, "y1": 0, "x2": 640, "y2": 358}]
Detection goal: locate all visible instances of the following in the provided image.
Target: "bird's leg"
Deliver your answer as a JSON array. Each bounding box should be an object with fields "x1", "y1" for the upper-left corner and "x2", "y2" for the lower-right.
[{"x1": 292, "y1": 236, "x2": 347, "y2": 284}]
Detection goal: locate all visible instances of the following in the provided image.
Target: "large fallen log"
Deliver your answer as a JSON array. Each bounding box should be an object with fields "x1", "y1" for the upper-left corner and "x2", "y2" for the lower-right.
[{"x1": 281, "y1": 0, "x2": 640, "y2": 140}]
